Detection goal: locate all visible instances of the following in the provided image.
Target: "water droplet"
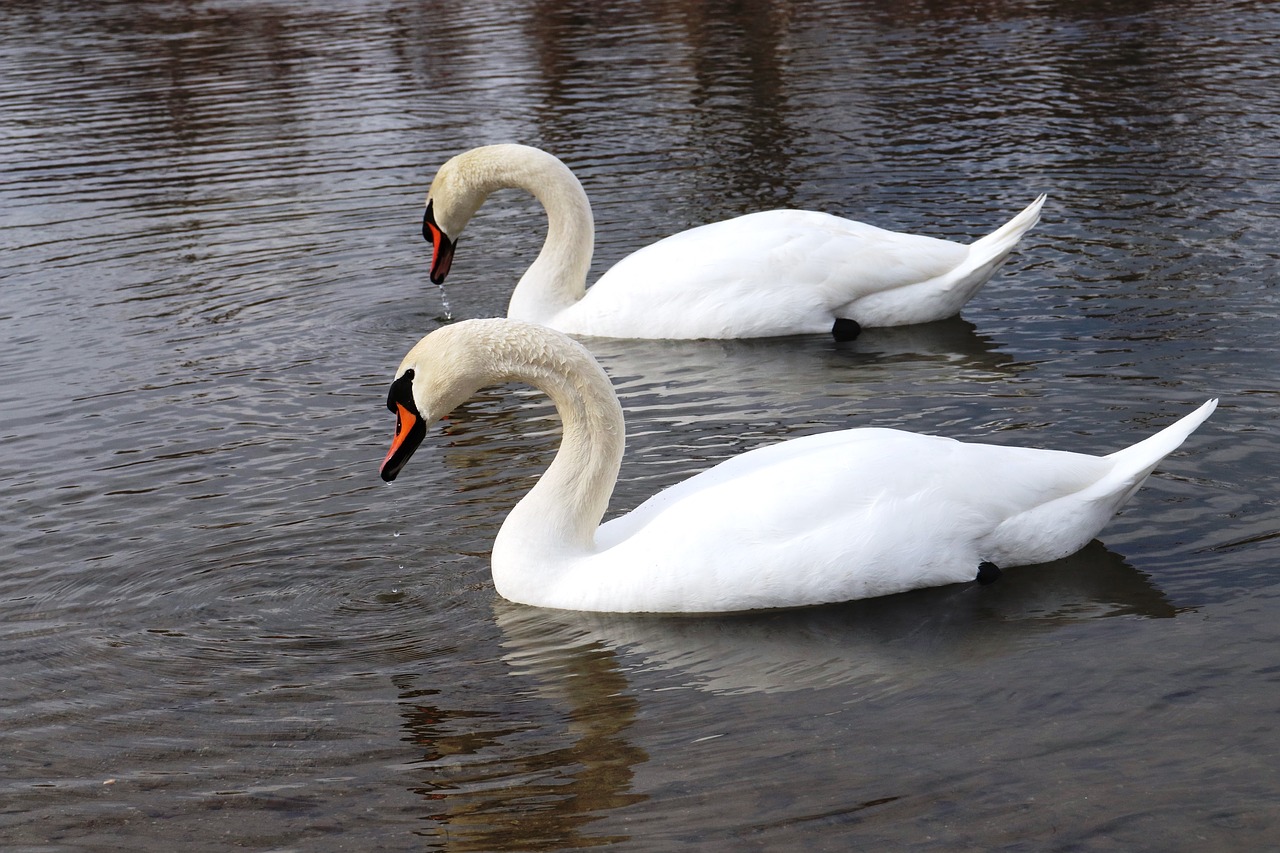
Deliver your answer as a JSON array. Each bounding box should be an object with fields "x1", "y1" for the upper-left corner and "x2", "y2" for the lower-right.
[
  {"x1": 435, "y1": 282, "x2": 452, "y2": 321},
  {"x1": 375, "y1": 588, "x2": 407, "y2": 604}
]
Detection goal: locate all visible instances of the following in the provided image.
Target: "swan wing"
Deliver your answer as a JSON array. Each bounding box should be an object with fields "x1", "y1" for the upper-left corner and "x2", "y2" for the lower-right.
[
  {"x1": 588, "y1": 429, "x2": 1113, "y2": 612},
  {"x1": 557, "y1": 211, "x2": 970, "y2": 338}
]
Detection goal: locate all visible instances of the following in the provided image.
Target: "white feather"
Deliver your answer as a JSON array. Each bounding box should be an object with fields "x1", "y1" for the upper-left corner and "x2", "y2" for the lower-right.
[
  {"x1": 384, "y1": 319, "x2": 1216, "y2": 613},
  {"x1": 426, "y1": 144, "x2": 1045, "y2": 339}
]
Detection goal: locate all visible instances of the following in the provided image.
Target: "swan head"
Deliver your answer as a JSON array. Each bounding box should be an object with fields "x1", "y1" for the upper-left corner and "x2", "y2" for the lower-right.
[
  {"x1": 422, "y1": 144, "x2": 588, "y2": 290},
  {"x1": 378, "y1": 320, "x2": 509, "y2": 482},
  {"x1": 422, "y1": 158, "x2": 478, "y2": 286},
  {"x1": 422, "y1": 146, "x2": 516, "y2": 285}
]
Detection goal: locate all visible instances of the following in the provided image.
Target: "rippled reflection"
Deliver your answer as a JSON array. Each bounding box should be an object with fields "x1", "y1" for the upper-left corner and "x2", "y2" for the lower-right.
[
  {"x1": 496, "y1": 542, "x2": 1177, "y2": 698},
  {"x1": 2, "y1": 0, "x2": 1277, "y2": 848},
  {"x1": 396, "y1": 661, "x2": 647, "y2": 849}
]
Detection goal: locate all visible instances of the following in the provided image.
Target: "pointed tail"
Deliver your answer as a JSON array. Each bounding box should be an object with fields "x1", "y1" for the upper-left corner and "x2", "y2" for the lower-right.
[
  {"x1": 968, "y1": 193, "x2": 1047, "y2": 259},
  {"x1": 939, "y1": 194, "x2": 1046, "y2": 303},
  {"x1": 1099, "y1": 398, "x2": 1218, "y2": 503}
]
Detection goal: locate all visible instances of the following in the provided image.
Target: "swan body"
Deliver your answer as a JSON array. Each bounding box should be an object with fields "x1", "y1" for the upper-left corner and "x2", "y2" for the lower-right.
[
  {"x1": 422, "y1": 144, "x2": 1046, "y2": 340},
  {"x1": 380, "y1": 318, "x2": 1216, "y2": 614}
]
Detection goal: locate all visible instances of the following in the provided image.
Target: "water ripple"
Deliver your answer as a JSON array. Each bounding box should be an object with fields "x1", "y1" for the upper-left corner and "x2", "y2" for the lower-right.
[{"x1": 2, "y1": 0, "x2": 1278, "y2": 848}]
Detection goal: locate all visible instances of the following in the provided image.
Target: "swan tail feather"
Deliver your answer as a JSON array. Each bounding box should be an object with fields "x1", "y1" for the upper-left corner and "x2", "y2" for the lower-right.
[
  {"x1": 967, "y1": 193, "x2": 1047, "y2": 260},
  {"x1": 1100, "y1": 398, "x2": 1218, "y2": 497},
  {"x1": 910, "y1": 194, "x2": 1045, "y2": 312}
]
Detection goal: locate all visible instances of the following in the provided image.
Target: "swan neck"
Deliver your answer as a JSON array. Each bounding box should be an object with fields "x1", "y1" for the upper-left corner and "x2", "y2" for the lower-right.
[
  {"x1": 501, "y1": 150, "x2": 594, "y2": 324},
  {"x1": 484, "y1": 326, "x2": 623, "y2": 562}
]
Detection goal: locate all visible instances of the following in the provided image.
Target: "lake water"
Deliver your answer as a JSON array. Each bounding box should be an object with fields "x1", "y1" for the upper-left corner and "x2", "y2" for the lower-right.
[{"x1": 2, "y1": 0, "x2": 1278, "y2": 849}]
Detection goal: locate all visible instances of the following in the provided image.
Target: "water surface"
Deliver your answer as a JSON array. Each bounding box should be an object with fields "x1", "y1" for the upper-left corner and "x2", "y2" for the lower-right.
[{"x1": 2, "y1": 0, "x2": 1278, "y2": 849}]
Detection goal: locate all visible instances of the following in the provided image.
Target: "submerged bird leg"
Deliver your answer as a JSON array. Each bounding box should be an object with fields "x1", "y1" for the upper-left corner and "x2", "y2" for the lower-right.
[
  {"x1": 832, "y1": 318, "x2": 861, "y2": 341},
  {"x1": 976, "y1": 561, "x2": 1003, "y2": 585}
]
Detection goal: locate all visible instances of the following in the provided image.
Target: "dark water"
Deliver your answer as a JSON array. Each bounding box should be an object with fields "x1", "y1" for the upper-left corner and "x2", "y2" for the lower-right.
[{"x1": 2, "y1": 0, "x2": 1278, "y2": 849}]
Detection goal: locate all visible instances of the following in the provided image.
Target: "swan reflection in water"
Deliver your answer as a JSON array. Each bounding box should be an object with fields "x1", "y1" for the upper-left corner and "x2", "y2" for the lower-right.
[
  {"x1": 587, "y1": 315, "x2": 1023, "y2": 408},
  {"x1": 493, "y1": 540, "x2": 1180, "y2": 697},
  {"x1": 393, "y1": 650, "x2": 646, "y2": 851},
  {"x1": 393, "y1": 541, "x2": 1180, "y2": 849}
]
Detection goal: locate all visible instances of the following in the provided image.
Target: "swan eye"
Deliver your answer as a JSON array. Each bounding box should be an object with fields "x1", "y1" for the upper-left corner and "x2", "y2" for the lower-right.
[
  {"x1": 423, "y1": 200, "x2": 447, "y2": 249},
  {"x1": 386, "y1": 369, "x2": 416, "y2": 413},
  {"x1": 422, "y1": 200, "x2": 437, "y2": 243}
]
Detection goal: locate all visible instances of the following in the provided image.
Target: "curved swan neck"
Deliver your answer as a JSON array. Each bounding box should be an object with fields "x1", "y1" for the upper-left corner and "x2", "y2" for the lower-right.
[
  {"x1": 434, "y1": 145, "x2": 594, "y2": 324},
  {"x1": 490, "y1": 324, "x2": 623, "y2": 565},
  {"x1": 415, "y1": 320, "x2": 623, "y2": 558},
  {"x1": 505, "y1": 147, "x2": 594, "y2": 324}
]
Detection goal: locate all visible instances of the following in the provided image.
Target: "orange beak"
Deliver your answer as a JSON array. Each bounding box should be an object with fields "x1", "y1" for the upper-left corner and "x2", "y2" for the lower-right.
[
  {"x1": 381, "y1": 401, "x2": 426, "y2": 482},
  {"x1": 423, "y1": 200, "x2": 456, "y2": 285}
]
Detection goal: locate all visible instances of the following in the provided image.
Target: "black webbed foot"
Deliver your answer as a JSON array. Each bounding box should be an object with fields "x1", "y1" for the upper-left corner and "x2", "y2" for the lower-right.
[
  {"x1": 832, "y1": 318, "x2": 862, "y2": 342},
  {"x1": 976, "y1": 561, "x2": 1002, "y2": 585}
]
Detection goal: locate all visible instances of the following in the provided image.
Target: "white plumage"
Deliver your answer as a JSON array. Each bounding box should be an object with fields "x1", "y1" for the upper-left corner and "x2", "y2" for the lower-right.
[
  {"x1": 379, "y1": 318, "x2": 1216, "y2": 614},
  {"x1": 422, "y1": 144, "x2": 1046, "y2": 339}
]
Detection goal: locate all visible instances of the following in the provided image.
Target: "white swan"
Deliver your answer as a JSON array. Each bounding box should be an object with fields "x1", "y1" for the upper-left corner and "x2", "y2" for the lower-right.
[
  {"x1": 379, "y1": 318, "x2": 1216, "y2": 614},
  {"x1": 421, "y1": 144, "x2": 1046, "y2": 340}
]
